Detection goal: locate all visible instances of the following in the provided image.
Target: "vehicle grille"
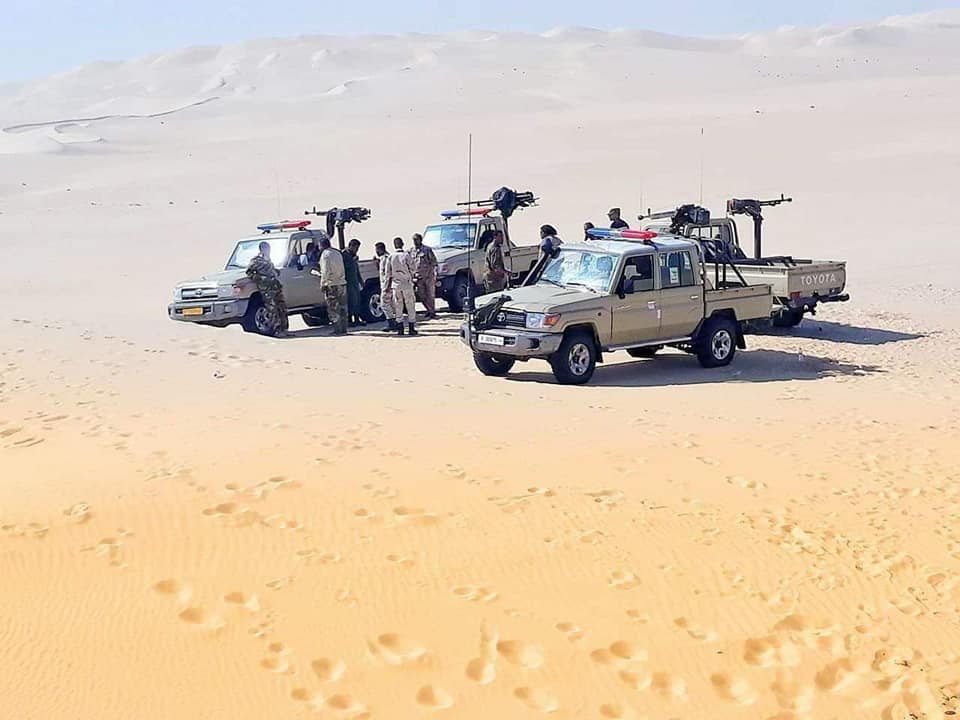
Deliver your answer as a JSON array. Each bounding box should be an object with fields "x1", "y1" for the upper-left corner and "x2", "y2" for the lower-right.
[
  {"x1": 492, "y1": 309, "x2": 526, "y2": 328},
  {"x1": 180, "y1": 287, "x2": 218, "y2": 301}
]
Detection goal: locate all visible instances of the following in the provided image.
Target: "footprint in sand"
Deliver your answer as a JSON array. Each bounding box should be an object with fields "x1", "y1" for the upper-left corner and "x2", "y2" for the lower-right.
[
  {"x1": 266, "y1": 576, "x2": 294, "y2": 591},
  {"x1": 416, "y1": 685, "x2": 454, "y2": 710},
  {"x1": 385, "y1": 553, "x2": 415, "y2": 569},
  {"x1": 608, "y1": 571, "x2": 640, "y2": 590},
  {"x1": 466, "y1": 624, "x2": 499, "y2": 684},
  {"x1": 513, "y1": 686, "x2": 559, "y2": 714},
  {"x1": 744, "y1": 635, "x2": 802, "y2": 668},
  {"x1": 297, "y1": 548, "x2": 342, "y2": 565},
  {"x1": 497, "y1": 640, "x2": 544, "y2": 669},
  {"x1": 651, "y1": 672, "x2": 686, "y2": 700},
  {"x1": 814, "y1": 657, "x2": 862, "y2": 693},
  {"x1": 326, "y1": 693, "x2": 368, "y2": 717},
  {"x1": 618, "y1": 669, "x2": 652, "y2": 691},
  {"x1": 452, "y1": 585, "x2": 498, "y2": 603},
  {"x1": 178, "y1": 606, "x2": 225, "y2": 630},
  {"x1": 710, "y1": 673, "x2": 757, "y2": 705},
  {"x1": 223, "y1": 591, "x2": 260, "y2": 612},
  {"x1": 368, "y1": 633, "x2": 427, "y2": 666},
  {"x1": 152, "y1": 578, "x2": 192, "y2": 602},
  {"x1": 772, "y1": 670, "x2": 815, "y2": 713},
  {"x1": 311, "y1": 657, "x2": 346, "y2": 683},
  {"x1": 555, "y1": 622, "x2": 584, "y2": 643},
  {"x1": 290, "y1": 688, "x2": 323, "y2": 710},
  {"x1": 591, "y1": 641, "x2": 647, "y2": 665},
  {"x1": 673, "y1": 617, "x2": 718, "y2": 642},
  {"x1": 63, "y1": 502, "x2": 93, "y2": 524},
  {"x1": 599, "y1": 702, "x2": 637, "y2": 719},
  {"x1": 625, "y1": 609, "x2": 650, "y2": 624},
  {"x1": 393, "y1": 506, "x2": 440, "y2": 526}
]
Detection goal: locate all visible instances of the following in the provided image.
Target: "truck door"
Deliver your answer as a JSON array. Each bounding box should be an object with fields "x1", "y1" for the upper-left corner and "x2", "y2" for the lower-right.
[
  {"x1": 278, "y1": 237, "x2": 318, "y2": 309},
  {"x1": 611, "y1": 253, "x2": 661, "y2": 346},
  {"x1": 657, "y1": 250, "x2": 703, "y2": 338}
]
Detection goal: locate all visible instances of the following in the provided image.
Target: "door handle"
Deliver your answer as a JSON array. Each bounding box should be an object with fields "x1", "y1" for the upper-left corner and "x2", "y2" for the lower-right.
[
  {"x1": 690, "y1": 294, "x2": 700, "y2": 300},
  {"x1": 646, "y1": 301, "x2": 657, "y2": 310}
]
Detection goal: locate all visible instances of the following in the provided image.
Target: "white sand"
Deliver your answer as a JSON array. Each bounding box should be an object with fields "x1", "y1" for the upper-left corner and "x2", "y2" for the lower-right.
[{"x1": 2, "y1": 11, "x2": 960, "y2": 719}]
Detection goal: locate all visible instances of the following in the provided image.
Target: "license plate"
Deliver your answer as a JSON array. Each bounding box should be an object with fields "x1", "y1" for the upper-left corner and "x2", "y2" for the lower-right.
[
  {"x1": 182, "y1": 307, "x2": 205, "y2": 317},
  {"x1": 478, "y1": 333, "x2": 505, "y2": 347}
]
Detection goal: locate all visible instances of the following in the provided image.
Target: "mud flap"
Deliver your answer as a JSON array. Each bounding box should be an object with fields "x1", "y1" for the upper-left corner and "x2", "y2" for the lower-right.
[{"x1": 736, "y1": 328, "x2": 747, "y2": 350}]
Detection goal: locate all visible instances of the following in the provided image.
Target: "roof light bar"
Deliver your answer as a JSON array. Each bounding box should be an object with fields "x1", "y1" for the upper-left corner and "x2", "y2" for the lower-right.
[
  {"x1": 440, "y1": 208, "x2": 492, "y2": 219},
  {"x1": 258, "y1": 220, "x2": 312, "y2": 233}
]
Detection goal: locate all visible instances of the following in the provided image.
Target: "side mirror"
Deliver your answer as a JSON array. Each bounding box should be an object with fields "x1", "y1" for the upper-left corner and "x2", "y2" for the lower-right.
[{"x1": 616, "y1": 278, "x2": 627, "y2": 299}]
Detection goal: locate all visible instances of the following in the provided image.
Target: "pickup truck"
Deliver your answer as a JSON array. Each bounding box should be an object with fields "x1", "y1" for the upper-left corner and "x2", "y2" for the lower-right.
[
  {"x1": 461, "y1": 235, "x2": 773, "y2": 385},
  {"x1": 424, "y1": 208, "x2": 541, "y2": 312},
  {"x1": 168, "y1": 222, "x2": 382, "y2": 335},
  {"x1": 640, "y1": 201, "x2": 848, "y2": 327}
]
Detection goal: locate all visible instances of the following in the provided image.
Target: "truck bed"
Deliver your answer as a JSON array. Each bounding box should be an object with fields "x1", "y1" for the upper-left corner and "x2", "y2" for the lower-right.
[
  {"x1": 730, "y1": 259, "x2": 846, "y2": 302},
  {"x1": 705, "y1": 284, "x2": 773, "y2": 323}
]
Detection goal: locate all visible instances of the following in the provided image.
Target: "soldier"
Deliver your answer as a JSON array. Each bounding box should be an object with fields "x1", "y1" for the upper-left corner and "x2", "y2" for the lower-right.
[
  {"x1": 375, "y1": 242, "x2": 398, "y2": 332},
  {"x1": 385, "y1": 237, "x2": 418, "y2": 336},
  {"x1": 539, "y1": 224, "x2": 562, "y2": 257},
  {"x1": 245, "y1": 241, "x2": 289, "y2": 336},
  {"x1": 483, "y1": 230, "x2": 508, "y2": 293},
  {"x1": 411, "y1": 232, "x2": 438, "y2": 319},
  {"x1": 317, "y1": 236, "x2": 348, "y2": 336},
  {"x1": 344, "y1": 238, "x2": 365, "y2": 327},
  {"x1": 583, "y1": 222, "x2": 595, "y2": 242},
  {"x1": 608, "y1": 208, "x2": 630, "y2": 230}
]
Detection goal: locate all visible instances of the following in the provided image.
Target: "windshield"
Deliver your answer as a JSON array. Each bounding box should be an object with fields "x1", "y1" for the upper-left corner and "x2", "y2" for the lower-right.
[
  {"x1": 422, "y1": 223, "x2": 477, "y2": 249},
  {"x1": 538, "y1": 249, "x2": 618, "y2": 293},
  {"x1": 226, "y1": 238, "x2": 290, "y2": 269}
]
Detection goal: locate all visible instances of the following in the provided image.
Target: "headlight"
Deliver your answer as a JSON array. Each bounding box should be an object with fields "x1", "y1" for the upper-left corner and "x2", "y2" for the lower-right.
[
  {"x1": 525, "y1": 313, "x2": 561, "y2": 330},
  {"x1": 217, "y1": 284, "x2": 238, "y2": 298}
]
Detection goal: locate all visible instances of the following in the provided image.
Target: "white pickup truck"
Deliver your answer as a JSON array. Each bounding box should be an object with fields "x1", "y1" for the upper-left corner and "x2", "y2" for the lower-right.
[{"x1": 640, "y1": 199, "x2": 848, "y2": 327}]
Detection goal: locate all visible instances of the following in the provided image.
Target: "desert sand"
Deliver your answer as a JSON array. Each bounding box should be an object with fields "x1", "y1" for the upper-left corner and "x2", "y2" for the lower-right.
[{"x1": 2, "y1": 11, "x2": 960, "y2": 720}]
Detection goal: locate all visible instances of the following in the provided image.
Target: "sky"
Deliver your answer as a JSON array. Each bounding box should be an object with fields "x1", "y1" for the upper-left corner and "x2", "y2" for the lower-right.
[{"x1": 2, "y1": 0, "x2": 957, "y2": 81}]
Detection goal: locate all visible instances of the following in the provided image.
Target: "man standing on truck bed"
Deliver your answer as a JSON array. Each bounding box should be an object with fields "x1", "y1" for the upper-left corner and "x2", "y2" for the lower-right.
[
  {"x1": 318, "y1": 236, "x2": 348, "y2": 336},
  {"x1": 484, "y1": 231, "x2": 508, "y2": 293},
  {"x1": 344, "y1": 239, "x2": 365, "y2": 327},
  {"x1": 411, "y1": 233, "x2": 438, "y2": 320},
  {"x1": 608, "y1": 208, "x2": 629, "y2": 229},
  {"x1": 386, "y1": 237, "x2": 418, "y2": 336},
  {"x1": 246, "y1": 241, "x2": 289, "y2": 337}
]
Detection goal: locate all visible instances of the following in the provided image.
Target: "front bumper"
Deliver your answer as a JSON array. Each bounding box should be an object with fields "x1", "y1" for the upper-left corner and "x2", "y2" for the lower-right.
[
  {"x1": 168, "y1": 298, "x2": 249, "y2": 324},
  {"x1": 459, "y1": 323, "x2": 563, "y2": 358},
  {"x1": 437, "y1": 275, "x2": 457, "y2": 297}
]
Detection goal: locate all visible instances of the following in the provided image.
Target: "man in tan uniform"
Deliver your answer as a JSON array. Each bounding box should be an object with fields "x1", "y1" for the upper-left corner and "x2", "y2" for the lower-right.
[
  {"x1": 385, "y1": 237, "x2": 418, "y2": 336},
  {"x1": 375, "y1": 241, "x2": 398, "y2": 332},
  {"x1": 483, "y1": 230, "x2": 508, "y2": 293},
  {"x1": 316, "y1": 235, "x2": 348, "y2": 335}
]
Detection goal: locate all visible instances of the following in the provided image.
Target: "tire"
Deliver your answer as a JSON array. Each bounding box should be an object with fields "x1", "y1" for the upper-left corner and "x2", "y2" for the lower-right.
[
  {"x1": 473, "y1": 352, "x2": 516, "y2": 377},
  {"x1": 550, "y1": 331, "x2": 597, "y2": 385},
  {"x1": 241, "y1": 296, "x2": 278, "y2": 336},
  {"x1": 696, "y1": 316, "x2": 738, "y2": 368},
  {"x1": 302, "y1": 309, "x2": 329, "y2": 327},
  {"x1": 772, "y1": 307, "x2": 804, "y2": 328},
  {"x1": 448, "y1": 275, "x2": 471, "y2": 313},
  {"x1": 627, "y1": 346, "x2": 660, "y2": 359},
  {"x1": 360, "y1": 284, "x2": 385, "y2": 323}
]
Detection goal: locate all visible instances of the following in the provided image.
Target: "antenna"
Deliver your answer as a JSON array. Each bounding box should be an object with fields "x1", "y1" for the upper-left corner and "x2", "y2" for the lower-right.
[
  {"x1": 275, "y1": 169, "x2": 282, "y2": 218},
  {"x1": 698, "y1": 127, "x2": 705, "y2": 205},
  {"x1": 465, "y1": 133, "x2": 474, "y2": 314}
]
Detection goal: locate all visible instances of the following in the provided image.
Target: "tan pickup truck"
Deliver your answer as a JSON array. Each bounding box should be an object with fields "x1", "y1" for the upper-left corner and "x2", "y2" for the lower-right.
[{"x1": 461, "y1": 236, "x2": 772, "y2": 385}]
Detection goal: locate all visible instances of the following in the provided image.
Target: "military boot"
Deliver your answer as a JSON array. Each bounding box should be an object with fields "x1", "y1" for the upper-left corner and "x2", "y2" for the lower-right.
[
  {"x1": 397, "y1": 322, "x2": 405, "y2": 336},
  {"x1": 407, "y1": 323, "x2": 418, "y2": 336},
  {"x1": 382, "y1": 319, "x2": 396, "y2": 332}
]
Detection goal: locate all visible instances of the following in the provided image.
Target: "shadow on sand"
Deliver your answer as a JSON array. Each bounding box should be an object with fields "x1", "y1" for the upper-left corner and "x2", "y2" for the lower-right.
[
  {"x1": 505, "y1": 349, "x2": 882, "y2": 388},
  {"x1": 756, "y1": 320, "x2": 926, "y2": 346},
  {"x1": 283, "y1": 323, "x2": 462, "y2": 340}
]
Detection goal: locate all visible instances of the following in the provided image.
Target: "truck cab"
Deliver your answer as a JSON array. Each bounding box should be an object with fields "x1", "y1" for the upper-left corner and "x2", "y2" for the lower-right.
[
  {"x1": 424, "y1": 210, "x2": 541, "y2": 312},
  {"x1": 461, "y1": 235, "x2": 773, "y2": 385}
]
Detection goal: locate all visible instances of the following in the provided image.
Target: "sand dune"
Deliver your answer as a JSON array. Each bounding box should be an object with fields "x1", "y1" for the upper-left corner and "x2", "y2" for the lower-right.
[{"x1": 1, "y1": 10, "x2": 960, "y2": 720}]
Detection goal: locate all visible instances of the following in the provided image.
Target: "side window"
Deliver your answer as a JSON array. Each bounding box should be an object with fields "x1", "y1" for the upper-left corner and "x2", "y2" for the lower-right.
[
  {"x1": 287, "y1": 239, "x2": 303, "y2": 268},
  {"x1": 659, "y1": 251, "x2": 696, "y2": 288},
  {"x1": 621, "y1": 255, "x2": 655, "y2": 293}
]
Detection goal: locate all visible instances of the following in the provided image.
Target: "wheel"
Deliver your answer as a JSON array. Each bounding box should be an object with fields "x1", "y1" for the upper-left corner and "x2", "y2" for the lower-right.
[
  {"x1": 772, "y1": 307, "x2": 804, "y2": 328},
  {"x1": 696, "y1": 316, "x2": 738, "y2": 368},
  {"x1": 448, "y1": 275, "x2": 471, "y2": 313},
  {"x1": 302, "y1": 309, "x2": 330, "y2": 327},
  {"x1": 360, "y1": 285, "x2": 385, "y2": 323},
  {"x1": 627, "y1": 346, "x2": 660, "y2": 359},
  {"x1": 550, "y1": 331, "x2": 597, "y2": 385},
  {"x1": 473, "y1": 352, "x2": 516, "y2": 377},
  {"x1": 241, "y1": 296, "x2": 278, "y2": 336}
]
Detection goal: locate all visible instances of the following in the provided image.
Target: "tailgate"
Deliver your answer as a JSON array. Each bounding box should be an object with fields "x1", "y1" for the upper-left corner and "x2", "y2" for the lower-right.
[
  {"x1": 788, "y1": 261, "x2": 846, "y2": 296},
  {"x1": 705, "y1": 285, "x2": 773, "y2": 322}
]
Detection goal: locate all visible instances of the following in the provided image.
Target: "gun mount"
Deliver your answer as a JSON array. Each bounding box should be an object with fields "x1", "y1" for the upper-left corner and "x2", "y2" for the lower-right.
[
  {"x1": 727, "y1": 194, "x2": 793, "y2": 259},
  {"x1": 304, "y1": 206, "x2": 372, "y2": 250}
]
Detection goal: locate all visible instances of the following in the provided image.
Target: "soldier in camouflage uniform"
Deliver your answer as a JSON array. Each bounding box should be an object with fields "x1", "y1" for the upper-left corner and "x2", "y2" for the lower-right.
[
  {"x1": 483, "y1": 230, "x2": 508, "y2": 293},
  {"x1": 317, "y1": 236, "x2": 348, "y2": 335},
  {"x1": 245, "y1": 241, "x2": 289, "y2": 336}
]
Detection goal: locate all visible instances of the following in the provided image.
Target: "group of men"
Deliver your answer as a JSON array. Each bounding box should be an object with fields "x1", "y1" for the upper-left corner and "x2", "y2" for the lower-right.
[
  {"x1": 244, "y1": 231, "x2": 438, "y2": 338},
  {"x1": 244, "y1": 206, "x2": 629, "y2": 337}
]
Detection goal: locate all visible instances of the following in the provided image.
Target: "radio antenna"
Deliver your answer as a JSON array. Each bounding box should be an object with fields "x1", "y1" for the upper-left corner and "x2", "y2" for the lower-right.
[
  {"x1": 465, "y1": 133, "x2": 474, "y2": 314},
  {"x1": 275, "y1": 169, "x2": 282, "y2": 218},
  {"x1": 698, "y1": 127, "x2": 705, "y2": 205}
]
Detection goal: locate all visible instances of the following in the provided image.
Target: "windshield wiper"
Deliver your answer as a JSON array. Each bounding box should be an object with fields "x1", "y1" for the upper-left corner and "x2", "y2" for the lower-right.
[
  {"x1": 537, "y1": 278, "x2": 565, "y2": 288},
  {"x1": 565, "y1": 282, "x2": 600, "y2": 293}
]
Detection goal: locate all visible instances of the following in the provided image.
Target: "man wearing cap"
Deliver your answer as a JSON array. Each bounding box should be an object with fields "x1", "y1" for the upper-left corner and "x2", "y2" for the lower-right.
[
  {"x1": 385, "y1": 237, "x2": 419, "y2": 336},
  {"x1": 316, "y1": 235, "x2": 348, "y2": 336},
  {"x1": 608, "y1": 208, "x2": 630, "y2": 230},
  {"x1": 411, "y1": 233, "x2": 438, "y2": 320}
]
